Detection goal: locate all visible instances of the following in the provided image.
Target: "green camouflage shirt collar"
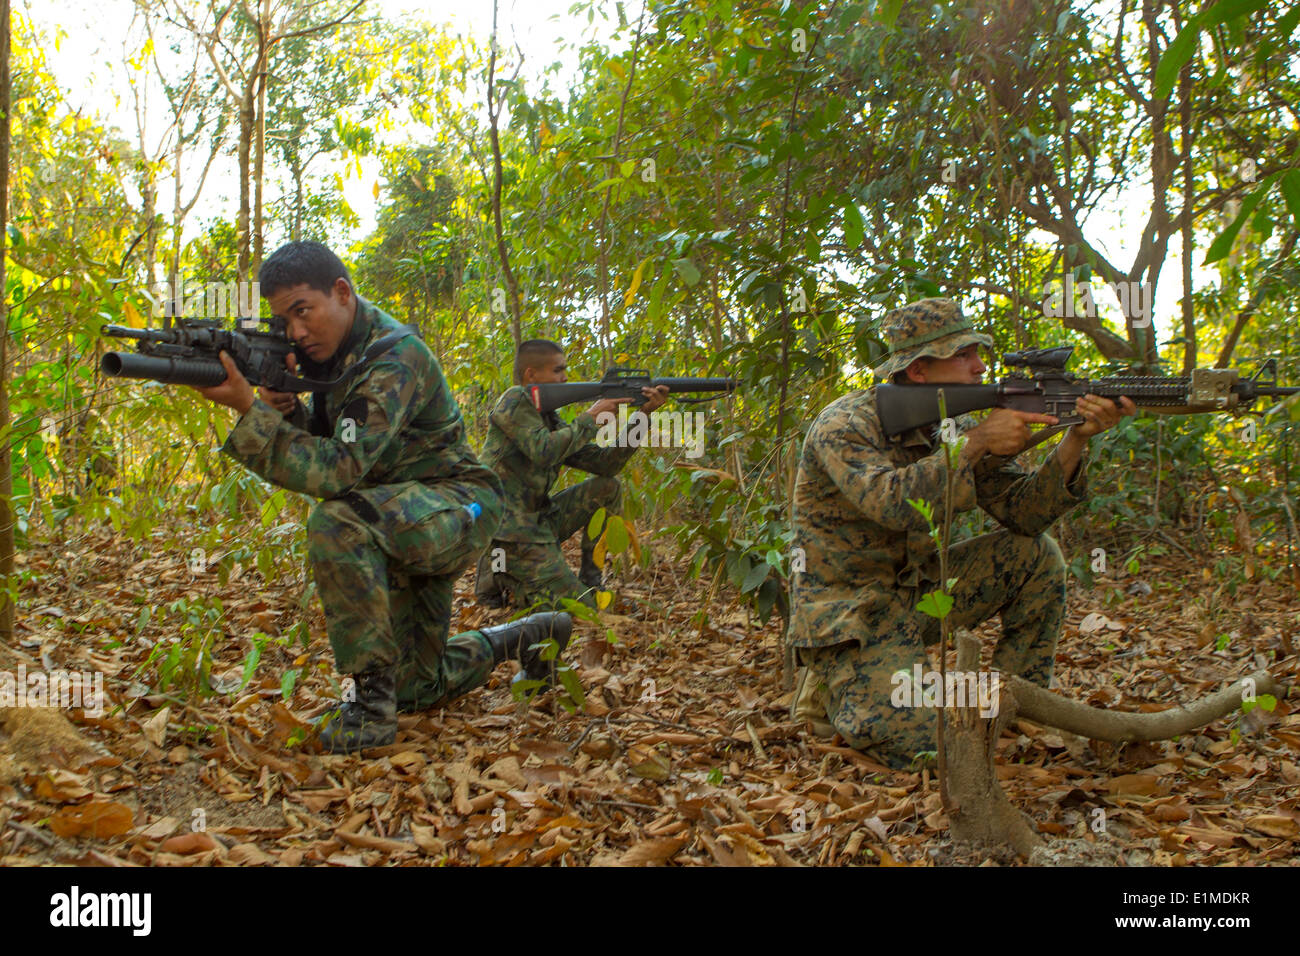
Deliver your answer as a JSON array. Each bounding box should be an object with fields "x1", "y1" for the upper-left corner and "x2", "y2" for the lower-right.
[{"x1": 330, "y1": 295, "x2": 375, "y2": 375}]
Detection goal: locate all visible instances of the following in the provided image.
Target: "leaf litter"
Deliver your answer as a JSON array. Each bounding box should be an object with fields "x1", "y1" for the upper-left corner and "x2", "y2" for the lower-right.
[{"x1": 1, "y1": 533, "x2": 1296, "y2": 867}]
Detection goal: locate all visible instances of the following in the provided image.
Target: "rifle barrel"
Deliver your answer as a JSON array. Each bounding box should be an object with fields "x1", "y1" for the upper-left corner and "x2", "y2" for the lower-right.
[{"x1": 650, "y1": 377, "x2": 738, "y2": 393}]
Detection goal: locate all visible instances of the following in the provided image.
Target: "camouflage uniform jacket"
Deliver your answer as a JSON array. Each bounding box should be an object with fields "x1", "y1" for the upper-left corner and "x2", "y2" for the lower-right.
[
  {"x1": 222, "y1": 296, "x2": 501, "y2": 503},
  {"x1": 788, "y1": 386, "x2": 1087, "y2": 650},
  {"x1": 481, "y1": 386, "x2": 635, "y2": 543}
]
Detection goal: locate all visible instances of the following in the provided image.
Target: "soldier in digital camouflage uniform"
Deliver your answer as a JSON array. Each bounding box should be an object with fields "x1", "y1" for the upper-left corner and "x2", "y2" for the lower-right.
[
  {"x1": 474, "y1": 340, "x2": 668, "y2": 609},
  {"x1": 788, "y1": 298, "x2": 1134, "y2": 769},
  {"x1": 194, "y1": 242, "x2": 571, "y2": 753}
]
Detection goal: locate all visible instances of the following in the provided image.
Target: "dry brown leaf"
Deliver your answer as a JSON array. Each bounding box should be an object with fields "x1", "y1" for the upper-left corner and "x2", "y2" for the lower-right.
[
  {"x1": 32, "y1": 769, "x2": 93, "y2": 803},
  {"x1": 49, "y1": 800, "x2": 135, "y2": 838},
  {"x1": 228, "y1": 842, "x2": 276, "y2": 865},
  {"x1": 158, "y1": 831, "x2": 218, "y2": 855},
  {"x1": 1245, "y1": 815, "x2": 1299, "y2": 839},
  {"x1": 1078, "y1": 612, "x2": 1111, "y2": 635},
  {"x1": 611, "y1": 835, "x2": 687, "y2": 867},
  {"x1": 411, "y1": 825, "x2": 447, "y2": 856},
  {"x1": 486, "y1": 756, "x2": 529, "y2": 789},
  {"x1": 1107, "y1": 774, "x2": 1161, "y2": 796},
  {"x1": 142, "y1": 707, "x2": 169, "y2": 748}
]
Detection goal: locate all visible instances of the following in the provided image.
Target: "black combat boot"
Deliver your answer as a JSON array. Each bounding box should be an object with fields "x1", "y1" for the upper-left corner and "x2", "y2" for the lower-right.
[
  {"x1": 316, "y1": 665, "x2": 398, "y2": 754},
  {"x1": 481, "y1": 612, "x2": 573, "y2": 684}
]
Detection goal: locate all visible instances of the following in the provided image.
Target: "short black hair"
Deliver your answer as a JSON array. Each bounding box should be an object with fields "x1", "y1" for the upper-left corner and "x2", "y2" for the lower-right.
[
  {"x1": 515, "y1": 339, "x2": 563, "y2": 384},
  {"x1": 258, "y1": 241, "x2": 351, "y2": 298}
]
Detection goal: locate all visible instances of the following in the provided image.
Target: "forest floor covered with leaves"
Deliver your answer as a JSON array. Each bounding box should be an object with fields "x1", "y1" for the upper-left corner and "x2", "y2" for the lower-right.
[{"x1": 2, "y1": 527, "x2": 1297, "y2": 867}]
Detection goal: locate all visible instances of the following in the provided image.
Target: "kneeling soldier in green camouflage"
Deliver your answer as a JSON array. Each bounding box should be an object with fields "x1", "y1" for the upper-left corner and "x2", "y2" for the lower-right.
[
  {"x1": 788, "y1": 298, "x2": 1134, "y2": 769},
  {"x1": 475, "y1": 339, "x2": 668, "y2": 609},
  {"x1": 194, "y1": 242, "x2": 571, "y2": 753}
]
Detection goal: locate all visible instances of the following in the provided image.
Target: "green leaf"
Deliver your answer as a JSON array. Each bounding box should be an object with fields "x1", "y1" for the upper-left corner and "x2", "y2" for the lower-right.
[
  {"x1": 1153, "y1": 17, "x2": 1203, "y2": 100},
  {"x1": 605, "y1": 515, "x2": 630, "y2": 554},
  {"x1": 558, "y1": 665, "x2": 586, "y2": 709},
  {"x1": 587, "y1": 507, "x2": 607, "y2": 539},
  {"x1": 877, "y1": 0, "x2": 904, "y2": 28},
  {"x1": 843, "y1": 200, "x2": 864, "y2": 250},
  {"x1": 906, "y1": 497, "x2": 933, "y2": 524},
  {"x1": 281, "y1": 668, "x2": 299, "y2": 700},
  {"x1": 1205, "y1": 174, "x2": 1283, "y2": 264},
  {"x1": 916, "y1": 589, "x2": 954, "y2": 619},
  {"x1": 1242, "y1": 693, "x2": 1277, "y2": 714},
  {"x1": 741, "y1": 561, "x2": 770, "y2": 594},
  {"x1": 1280, "y1": 169, "x2": 1300, "y2": 220},
  {"x1": 672, "y1": 257, "x2": 701, "y2": 287},
  {"x1": 239, "y1": 634, "x2": 264, "y2": 692},
  {"x1": 1201, "y1": 0, "x2": 1271, "y2": 28},
  {"x1": 619, "y1": 159, "x2": 636, "y2": 178}
]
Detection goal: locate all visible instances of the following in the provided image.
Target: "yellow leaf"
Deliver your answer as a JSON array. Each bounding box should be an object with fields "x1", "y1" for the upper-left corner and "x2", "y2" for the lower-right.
[
  {"x1": 372, "y1": 180, "x2": 380, "y2": 200},
  {"x1": 622, "y1": 257, "x2": 649, "y2": 310},
  {"x1": 592, "y1": 538, "x2": 607, "y2": 569},
  {"x1": 625, "y1": 519, "x2": 642, "y2": 564},
  {"x1": 596, "y1": 590, "x2": 613, "y2": 610},
  {"x1": 607, "y1": 59, "x2": 626, "y2": 80},
  {"x1": 616, "y1": 352, "x2": 631, "y2": 364},
  {"x1": 123, "y1": 299, "x2": 144, "y2": 328},
  {"x1": 539, "y1": 121, "x2": 552, "y2": 145}
]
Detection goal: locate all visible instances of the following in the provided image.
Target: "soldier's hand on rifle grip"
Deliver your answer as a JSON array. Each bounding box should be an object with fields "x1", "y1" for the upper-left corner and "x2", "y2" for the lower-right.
[
  {"x1": 259, "y1": 352, "x2": 301, "y2": 417},
  {"x1": 640, "y1": 385, "x2": 670, "y2": 414},
  {"x1": 964, "y1": 408, "x2": 1060, "y2": 460},
  {"x1": 1069, "y1": 393, "x2": 1136, "y2": 439},
  {"x1": 587, "y1": 397, "x2": 633, "y2": 421},
  {"x1": 194, "y1": 350, "x2": 255, "y2": 415}
]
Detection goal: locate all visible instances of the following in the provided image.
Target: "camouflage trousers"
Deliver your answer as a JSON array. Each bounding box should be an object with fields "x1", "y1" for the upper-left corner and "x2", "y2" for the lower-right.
[
  {"x1": 798, "y1": 530, "x2": 1065, "y2": 769},
  {"x1": 475, "y1": 476, "x2": 621, "y2": 610},
  {"x1": 306, "y1": 479, "x2": 503, "y2": 711}
]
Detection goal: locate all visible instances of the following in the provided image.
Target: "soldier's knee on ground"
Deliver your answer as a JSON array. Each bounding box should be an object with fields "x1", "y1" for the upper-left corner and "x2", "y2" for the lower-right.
[{"x1": 830, "y1": 688, "x2": 937, "y2": 769}]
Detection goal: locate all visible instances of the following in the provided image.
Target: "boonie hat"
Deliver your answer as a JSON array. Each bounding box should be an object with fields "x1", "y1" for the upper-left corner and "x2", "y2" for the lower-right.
[{"x1": 873, "y1": 298, "x2": 993, "y2": 379}]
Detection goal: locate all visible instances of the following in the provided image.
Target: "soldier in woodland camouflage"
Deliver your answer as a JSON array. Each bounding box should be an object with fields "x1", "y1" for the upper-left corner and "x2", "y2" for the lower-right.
[
  {"x1": 194, "y1": 242, "x2": 571, "y2": 753},
  {"x1": 788, "y1": 298, "x2": 1135, "y2": 769},
  {"x1": 475, "y1": 340, "x2": 668, "y2": 609}
]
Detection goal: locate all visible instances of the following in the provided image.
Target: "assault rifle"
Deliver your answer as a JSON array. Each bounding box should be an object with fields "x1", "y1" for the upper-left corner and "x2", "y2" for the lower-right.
[
  {"x1": 528, "y1": 366, "x2": 739, "y2": 414},
  {"x1": 101, "y1": 317, "x2": 413, "y2": 392},
  {"x1": 876, "y1": 346, "x2": 1299, "y2": 441}
]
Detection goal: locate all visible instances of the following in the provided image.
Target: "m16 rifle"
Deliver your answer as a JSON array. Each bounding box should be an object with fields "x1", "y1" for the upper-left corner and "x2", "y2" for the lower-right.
[
  {"x1": 528, "y1": 366, "x2": 740, "y2": 414},
  {"x1": 876, "y1": 346, "x2": 1299, "y2": 441},
  {"x1": 100, "y1": 317, "x2": 414, "y2": 393}
]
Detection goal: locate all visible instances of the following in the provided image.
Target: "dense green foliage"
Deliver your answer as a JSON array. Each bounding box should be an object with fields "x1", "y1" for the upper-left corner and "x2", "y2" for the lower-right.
[{"x1": 8, "y1": 0, "x2": 1300, "y2": 652}]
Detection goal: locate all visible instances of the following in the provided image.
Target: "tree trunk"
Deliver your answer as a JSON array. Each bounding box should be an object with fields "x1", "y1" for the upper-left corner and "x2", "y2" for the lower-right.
[
  {"x1": 945, "y1": 636, "x2": 1043, "y2": 856},
  {"x1": 486, "y1": 0, "x2": 521, "y2": 347},
  {"x1": 0, "y1": 0, "x2": 12, "y2": 644},
  {"x1": 1177, "y1": 5, "x2": 1196, "y2": 376},
  {"x1": 237, "y1": 77, "x2": 254, "y2": 282},
  {"x1": 252, "y1": 0, "x2": 268, "y2": 275}
]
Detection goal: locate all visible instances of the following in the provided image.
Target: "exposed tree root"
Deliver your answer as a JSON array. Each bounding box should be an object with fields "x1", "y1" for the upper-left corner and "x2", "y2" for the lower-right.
[
  {"x1": 1012, "y1": 669, "x2": 1282, "y2": 742},
  {"x1": 942, "y1": 633, "x2": 1287, "y2": 861}
]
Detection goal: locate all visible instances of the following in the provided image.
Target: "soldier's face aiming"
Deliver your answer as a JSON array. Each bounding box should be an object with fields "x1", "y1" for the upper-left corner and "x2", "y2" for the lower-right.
[
  {"x1": 521, "y1": 352, "x2": 568, "y2": 385},
  {"x1": 904, "y1": 344, "x2": 987, "y2": 386},
  {"x1": 265, "y1": 278, "x2": 356, "y2": 363}
]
